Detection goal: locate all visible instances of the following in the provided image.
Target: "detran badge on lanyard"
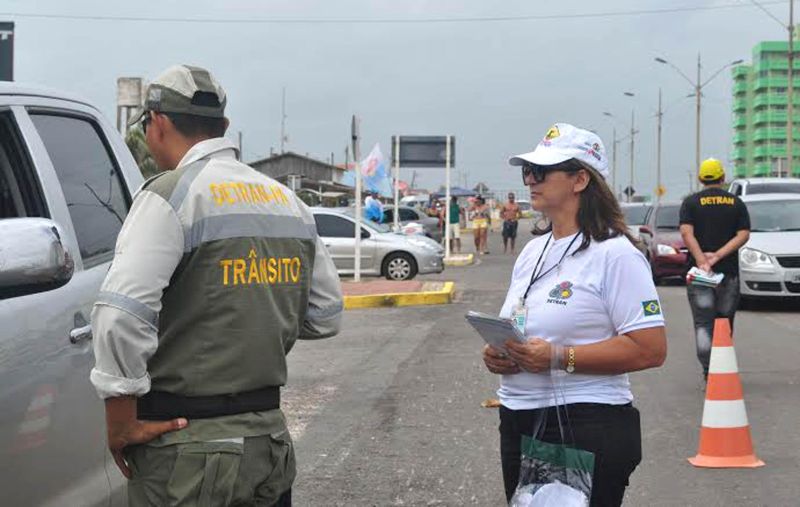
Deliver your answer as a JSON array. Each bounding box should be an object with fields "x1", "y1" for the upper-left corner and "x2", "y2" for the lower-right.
[{"x1": 511, "y1": 297, "x2": 527, "y2": 334}]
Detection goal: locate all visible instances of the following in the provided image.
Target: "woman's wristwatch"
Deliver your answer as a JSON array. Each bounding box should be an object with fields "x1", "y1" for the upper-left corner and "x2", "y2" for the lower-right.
[{"x1": 565, "y1": 346, "x2": 576, "y2": 373}]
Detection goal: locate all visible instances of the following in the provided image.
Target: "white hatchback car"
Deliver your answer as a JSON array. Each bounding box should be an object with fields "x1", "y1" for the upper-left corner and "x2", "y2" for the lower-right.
[{"x1": 739, "y1": 194, "x2": 800, "y2": 298}]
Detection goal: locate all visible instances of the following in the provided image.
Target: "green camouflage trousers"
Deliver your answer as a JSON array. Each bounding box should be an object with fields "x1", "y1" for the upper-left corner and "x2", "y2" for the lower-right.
[{"x1": 125, "y1": 431, "x2": 295, "y2": 506}]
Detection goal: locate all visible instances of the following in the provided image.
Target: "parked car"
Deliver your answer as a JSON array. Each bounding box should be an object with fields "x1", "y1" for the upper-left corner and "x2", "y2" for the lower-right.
[
  {"x1": 638, "y1": 202, "x2": 689, "y2": 283},
  {"x1": 739, "y1": 194, "x2": 800, "y2": 299},
  {"x1": 312, "y1": 208, "x2": 444, "y2": 280},
  {"x1": 620, "y1": 202, "x2": 652, "y2": 256},
  {"x1": 382, "y1": 204, "x2": 443, "y2": 243},
  {"x1": 728, "y1": 177, "x2": 800, "y2": 197},
  {"x1": 400, "y1": 194, "x2": 430, "y2": 210},
  {"x1": 0, "y1": 83, "x2": 141, "y2": 505}
]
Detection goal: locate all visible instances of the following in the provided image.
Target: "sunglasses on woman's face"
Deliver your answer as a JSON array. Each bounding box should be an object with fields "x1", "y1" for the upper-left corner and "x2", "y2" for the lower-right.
[
  {"x1": 520, "y1": 164, "x2": 549, "y2": 185},
  {"x1": 521, "y1": 163, "x2": 581, "y2": 185}
]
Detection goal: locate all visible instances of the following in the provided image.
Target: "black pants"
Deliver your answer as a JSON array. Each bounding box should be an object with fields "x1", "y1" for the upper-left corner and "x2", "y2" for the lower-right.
[
  {"x1": 687, "y1": 274, "x2": 740, "y2": 377},
  {"x1": 499, "y1": 403, "x2": 642, "y2": 507}
]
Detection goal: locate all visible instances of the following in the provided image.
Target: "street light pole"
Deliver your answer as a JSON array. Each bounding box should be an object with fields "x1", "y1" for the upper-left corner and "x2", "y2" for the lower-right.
[
  {"x1": 603, "y1": 109, "x2": 633, "y2": 199},
  {"x1": 351, "y1": 115, "x2": 362, "y2": 282},
  {"x1": 622, "y1": 91, "x2": 637, "y2": 202},
  {"x1": 612, "y1": 126, "x2": 618, "y2": 195},
  {"x1": 655, "y1": 55, "x2": 743, "y2": 191},
  {"x1": 788, "y1": 0, "x2": 794, "y2": 177},
  {"x1": 657, "y1": 87, "x2": 664, "y2": 203},
  {"x1": 629, "y1": 109, "x2": 636, "y2": 203},
  {"x1": 695, "y1": 54, "x2": 702, "y2": 193}
]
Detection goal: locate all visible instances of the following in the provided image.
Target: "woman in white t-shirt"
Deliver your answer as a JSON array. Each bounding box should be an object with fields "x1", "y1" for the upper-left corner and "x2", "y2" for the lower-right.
[{"x1": 483, "y1": 123, "x2": 667, "y2": 506}]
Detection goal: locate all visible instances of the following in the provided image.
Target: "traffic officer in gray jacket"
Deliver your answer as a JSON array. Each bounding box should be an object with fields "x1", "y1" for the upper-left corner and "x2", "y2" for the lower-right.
[{"x1": 90, "y1": 64, "x2": 342, "y2": 506}]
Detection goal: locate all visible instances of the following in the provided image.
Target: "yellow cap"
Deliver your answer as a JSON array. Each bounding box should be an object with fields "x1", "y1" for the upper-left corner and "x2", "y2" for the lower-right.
[{"x1": 699, "y1": 158, "x2": 725, "y2": 182}]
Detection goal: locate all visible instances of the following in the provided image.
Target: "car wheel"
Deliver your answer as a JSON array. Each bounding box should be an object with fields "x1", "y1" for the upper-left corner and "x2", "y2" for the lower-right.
[{"x1": 383, "y1": 252, "x2": 418, "y2": 281}]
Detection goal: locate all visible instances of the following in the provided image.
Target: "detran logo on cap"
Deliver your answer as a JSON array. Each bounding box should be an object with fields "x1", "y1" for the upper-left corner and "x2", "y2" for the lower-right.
[{"x1": 542, "y1": 125, "x2": 561, "y2": 146}]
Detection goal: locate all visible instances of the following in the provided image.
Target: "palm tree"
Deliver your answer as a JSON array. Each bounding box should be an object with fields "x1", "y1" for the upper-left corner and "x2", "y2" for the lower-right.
[{"x1": 125, "y1": 126, "x2": 160, "y2": 179}]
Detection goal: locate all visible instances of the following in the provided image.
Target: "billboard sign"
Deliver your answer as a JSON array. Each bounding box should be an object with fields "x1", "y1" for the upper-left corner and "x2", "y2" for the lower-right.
[
  {"x1": 391, "y1": 135, "x2": 455, "y2": 168},
  {"x1": 0, "y1": 22, "x2": 13, "y2": 81}
]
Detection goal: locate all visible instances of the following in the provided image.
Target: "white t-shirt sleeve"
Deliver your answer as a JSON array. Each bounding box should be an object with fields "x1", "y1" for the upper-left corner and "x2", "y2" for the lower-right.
[{"x1": 602, "y1": 251, "x2": 665, "y2": 334}]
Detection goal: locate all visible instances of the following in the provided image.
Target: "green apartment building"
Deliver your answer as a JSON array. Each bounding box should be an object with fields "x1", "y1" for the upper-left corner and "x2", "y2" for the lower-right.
[{"x1": 732, "y1": 40, "x2": 800, "y2": 178}]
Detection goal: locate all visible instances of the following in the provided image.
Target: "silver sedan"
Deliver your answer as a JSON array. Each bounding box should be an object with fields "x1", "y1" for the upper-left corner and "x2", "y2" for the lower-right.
[
  {"x1": 312, "y1": 208, "x2": 445, "y2": 281},
  {"x1": 739, "y1": 194, "x2": 800, "y2": 298}
]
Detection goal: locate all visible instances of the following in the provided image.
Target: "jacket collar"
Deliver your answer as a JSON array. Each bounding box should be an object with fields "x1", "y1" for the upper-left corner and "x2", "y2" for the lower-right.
[{"x1": 176, "y1": 137, "x2": 240, "y2": 169}]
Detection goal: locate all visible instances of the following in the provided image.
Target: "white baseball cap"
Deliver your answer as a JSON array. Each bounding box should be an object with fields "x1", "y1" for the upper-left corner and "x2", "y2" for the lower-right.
[{"x1": 508, "y1": 123, "x2": 609, "y2": 179}]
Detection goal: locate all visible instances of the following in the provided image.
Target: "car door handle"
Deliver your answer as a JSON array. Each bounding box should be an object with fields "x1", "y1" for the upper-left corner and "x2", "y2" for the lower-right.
[
  {"x1": 69, "y1": 324, "x2": 93, "y2": 344},
  {"x1": 324, "y1": 243, "x2": 332, "y2": 248}
]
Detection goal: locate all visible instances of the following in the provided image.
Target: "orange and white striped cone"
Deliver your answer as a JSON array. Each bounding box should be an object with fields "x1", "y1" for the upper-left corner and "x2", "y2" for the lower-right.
[{"x1": 688, "y1": 318, "x2": 764, "y2": 468}]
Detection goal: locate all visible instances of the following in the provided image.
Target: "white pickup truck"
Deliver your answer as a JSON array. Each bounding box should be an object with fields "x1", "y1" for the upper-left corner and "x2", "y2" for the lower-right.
[{"x1": 0, "y1": 82, "x2": 143, "y2": 506}]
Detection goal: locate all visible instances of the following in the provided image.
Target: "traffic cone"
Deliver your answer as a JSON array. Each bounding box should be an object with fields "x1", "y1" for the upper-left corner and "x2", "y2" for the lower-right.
[{"x1": 688, "y1": 318, "x2": 764, "y2": 468}]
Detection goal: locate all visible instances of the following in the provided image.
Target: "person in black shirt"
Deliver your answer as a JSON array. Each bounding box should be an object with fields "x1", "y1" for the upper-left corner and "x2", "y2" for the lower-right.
[{"x1": 679, "y1": 158, "x2": 750, "y2": 381}]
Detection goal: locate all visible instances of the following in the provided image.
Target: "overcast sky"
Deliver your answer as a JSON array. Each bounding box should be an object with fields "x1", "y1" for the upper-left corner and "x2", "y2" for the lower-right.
[{"x1": 4, "y1": 0, "x2": 792, "y2": 199}]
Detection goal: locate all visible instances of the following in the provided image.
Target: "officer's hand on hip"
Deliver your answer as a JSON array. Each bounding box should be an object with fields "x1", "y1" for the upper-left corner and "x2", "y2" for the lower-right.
[
  {"x1": 482, "y1": 344, "x2": 521, "y2": 375},
  {"x1": 505, "y1": 338, "x2": 551, "y2": 373},
  {"x1": 104, "y1": 396, "x2": 188, "y2": 479}
]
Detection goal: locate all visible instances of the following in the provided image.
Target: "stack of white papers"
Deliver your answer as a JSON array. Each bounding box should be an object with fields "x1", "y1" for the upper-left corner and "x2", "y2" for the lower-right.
[{"x1": 686, "y1": 267, "x2": 725, "y2": 288}]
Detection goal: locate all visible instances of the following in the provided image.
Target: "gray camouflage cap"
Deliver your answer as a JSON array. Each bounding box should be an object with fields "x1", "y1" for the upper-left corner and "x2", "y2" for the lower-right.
[{"x1": 129, "y1": 64, "x2": 226, "y2": 126}]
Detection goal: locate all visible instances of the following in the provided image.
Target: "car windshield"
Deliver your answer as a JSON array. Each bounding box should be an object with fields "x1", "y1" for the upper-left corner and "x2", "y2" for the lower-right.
[
  {"x1": 746, "y1": 182, "x2": 800, "y2": 195},
  {"x1": 746, "y1": 200, "x2": 800, "y2": 232},
  {"x1": 517, "y1": 201, "x2": 531, "y2": 211},
  {"x1": 655, "y1": 205, "x2": 680, "y2": 230},
  {"x1": 341, "y1": 209, "x2": 391, "y2": 233},
  {"x1": 622, "y1": 205, "x2": 650, "y2": 225}
]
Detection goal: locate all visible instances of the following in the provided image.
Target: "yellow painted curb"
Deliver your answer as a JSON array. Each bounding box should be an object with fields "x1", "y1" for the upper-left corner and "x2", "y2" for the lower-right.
[
  {"x1": 344, "y1": 282, "x2": 455, "y2": 309},
  {"x1": 444, "y1": 254, "x2": 474, "y2": 267}
]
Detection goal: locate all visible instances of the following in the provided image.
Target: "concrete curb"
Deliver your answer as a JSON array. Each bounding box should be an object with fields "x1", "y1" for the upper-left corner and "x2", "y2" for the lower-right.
[
  {"x1": 444, "y1": 254, "x2": 474, "y2": 267},
  {"x1": 343, "y1": 282, "x2": 455, "y2": 309}
]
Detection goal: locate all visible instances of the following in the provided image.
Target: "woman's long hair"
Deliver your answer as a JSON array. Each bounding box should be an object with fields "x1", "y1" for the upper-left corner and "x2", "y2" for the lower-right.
[{"x1": 532, "y1": 158, "x2": 634, "y2": 253}]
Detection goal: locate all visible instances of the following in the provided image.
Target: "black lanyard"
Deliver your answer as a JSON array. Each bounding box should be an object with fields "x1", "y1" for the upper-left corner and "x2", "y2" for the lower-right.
[{"x1": 522, "y1": 232, "x2": 580, "y2": 300}]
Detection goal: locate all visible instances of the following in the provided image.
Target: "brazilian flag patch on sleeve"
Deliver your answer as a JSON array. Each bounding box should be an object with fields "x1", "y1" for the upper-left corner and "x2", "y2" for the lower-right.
[{"x1": 642, "y1": 300, "x2": 662, "y2": 316}]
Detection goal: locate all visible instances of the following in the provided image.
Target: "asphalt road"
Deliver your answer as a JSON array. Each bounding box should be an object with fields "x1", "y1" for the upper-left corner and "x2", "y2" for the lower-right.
[{"x1": 284, "y1": 222, "x2": 800, "y2": 506}]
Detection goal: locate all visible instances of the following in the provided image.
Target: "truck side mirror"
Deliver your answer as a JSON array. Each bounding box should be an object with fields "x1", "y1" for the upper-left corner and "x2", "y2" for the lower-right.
[{"x1": 0, "y1": 218, "x2": 75, "y2": 300}]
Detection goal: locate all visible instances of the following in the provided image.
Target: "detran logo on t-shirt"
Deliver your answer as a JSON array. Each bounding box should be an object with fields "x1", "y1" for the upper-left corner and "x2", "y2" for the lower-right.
[{"x1": 546, "y1": 281, "x2": 574, "y2": 306}]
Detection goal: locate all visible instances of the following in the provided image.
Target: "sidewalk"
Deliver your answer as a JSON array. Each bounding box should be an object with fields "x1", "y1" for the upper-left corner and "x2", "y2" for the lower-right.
[{"x1": 341, "y1": 279, "x2": 455, "y2": 309}]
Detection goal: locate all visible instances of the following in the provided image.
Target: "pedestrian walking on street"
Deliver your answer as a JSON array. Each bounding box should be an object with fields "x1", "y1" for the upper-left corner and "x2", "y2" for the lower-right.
[
  {"x1": 501, "y1": 192, "x2": 521, "y2": 254},
  {"x1": 444, "y1": 195, "x2": 463, "y2": 254},
  {"x1": 483, "y1": 123, "x2": 667, "y2": 506},
  {"x1": 469, "y1": 195, "x2": 491, "y2": 255},
  {"x1": 679, "y1": 158, "x2": 750, "y2": 382},
  {"x1": 90, "y1": 65, "x2": 343, "y2": 506}
]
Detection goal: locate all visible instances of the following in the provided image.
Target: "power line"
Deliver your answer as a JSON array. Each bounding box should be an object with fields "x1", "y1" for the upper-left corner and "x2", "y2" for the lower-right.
[
  {"x1": 748, "y1": 0, "x2": 787, "y2": 27},
  {"x1": 0, "y1": 1, "x2": 789, "y2": 25}
]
